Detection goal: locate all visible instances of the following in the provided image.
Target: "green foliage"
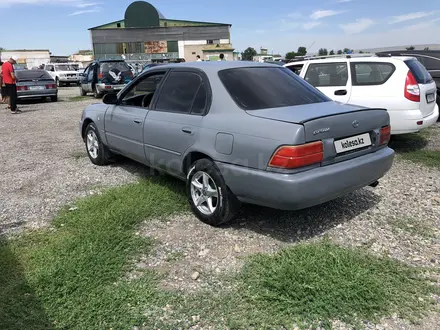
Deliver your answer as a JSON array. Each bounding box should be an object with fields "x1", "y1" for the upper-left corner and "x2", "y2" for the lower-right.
[{"x1": 241, "y1": 47, "x2": 257, "y2": 61}]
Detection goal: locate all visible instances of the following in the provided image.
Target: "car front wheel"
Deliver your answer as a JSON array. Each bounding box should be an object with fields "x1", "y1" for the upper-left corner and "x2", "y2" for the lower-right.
[
  {"x1": 84, "y1": 123, "x2": 112, "y2": 165},
  {"x1": 186, "y1": 159, "x2": 240, "y2": 226}
]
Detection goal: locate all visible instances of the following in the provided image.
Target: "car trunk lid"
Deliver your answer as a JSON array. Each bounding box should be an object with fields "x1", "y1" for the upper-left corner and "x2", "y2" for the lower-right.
[{"x1": 246, "y1": 102, "x2": 390, "y2": 164}]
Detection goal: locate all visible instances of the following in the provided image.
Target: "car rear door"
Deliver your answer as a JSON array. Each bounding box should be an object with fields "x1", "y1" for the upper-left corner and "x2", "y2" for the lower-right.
[
  {"x1": 405, "y1": 59, "x2": 437, "y2": 117},
  {"x1": 144, "y1": 69, "x2": 208, "y2": 177},
  {"x1": 303, "y1": 61, "x2": 351, "y2": 103}
]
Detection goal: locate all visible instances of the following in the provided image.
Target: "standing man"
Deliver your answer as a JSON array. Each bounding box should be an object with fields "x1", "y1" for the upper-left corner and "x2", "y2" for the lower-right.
[
  {"x1": 196, "y1": 55, "x2": 202, "y2": 62},
  {"x1": 218, "y1": 53, "x2": 225, "y2": 61},
  {"x1": 2, "y1": 56, "x2": 20, "y2": 114}
]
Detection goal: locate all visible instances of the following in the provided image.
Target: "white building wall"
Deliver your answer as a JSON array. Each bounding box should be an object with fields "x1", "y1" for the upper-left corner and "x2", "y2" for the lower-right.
[
  {"x1": 1, "y1": 50, "x2": 50, "y2": 69},
  {"x1": 220, "y1": 39, "x2": 230, "y2": 44},
  {"x1": 178, "y1": 41, "x2": 185, "y2": 58},
  {"x1": 183, "y1": 40, "x2": 207, "y2": 46}
]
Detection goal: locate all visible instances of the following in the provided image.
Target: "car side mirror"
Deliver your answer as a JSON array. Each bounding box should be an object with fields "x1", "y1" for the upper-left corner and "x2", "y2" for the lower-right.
[
  {"x1": 79, "y1": 73, "x2": 84, "y2": 77},
  {"x1": 102, "y1": 93, "x2": 118, "y2": 105}
]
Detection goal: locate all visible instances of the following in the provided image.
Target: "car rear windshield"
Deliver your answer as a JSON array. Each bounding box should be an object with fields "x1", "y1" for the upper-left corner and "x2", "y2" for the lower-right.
[
  {"x1": 405, "y1": 59, "x2": 433, "y2": 84},
  {"x1": 16, "y1": 70, "x2": 53, "y2": 81},
  {"x1": 218, "y1": 67, "x2": 330, "y2": 110},
  {"x1": 99, "y1": 61, "x2": 131, "y2": 74}
]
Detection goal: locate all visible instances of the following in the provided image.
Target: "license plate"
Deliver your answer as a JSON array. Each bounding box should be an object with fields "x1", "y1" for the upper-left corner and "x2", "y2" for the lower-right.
[
  {"x1": 334, "y1": 133, "x2": 372, "y2": 153},
  {"x1": 113, "y1": 86, "x2": 123, "y2": 90},
  {"x1": 426, "y1": 93, "x2": 435, "y2": 103},
  {"x1": 29, "y1": 86, "x2": 44, "y2": 90}
]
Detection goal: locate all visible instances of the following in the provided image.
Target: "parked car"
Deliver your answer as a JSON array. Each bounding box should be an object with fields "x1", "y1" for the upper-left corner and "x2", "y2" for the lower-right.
[
  {"x1": 16, "y1": 69, "x2": 57, "y2": 102},
  {"x1": 142, "y1": 63, "x2": 164, "y2": 72},
  {"x1": 377, "y1": 50, "x2": 440, "y2": 119},
  {"x1": 285, "y1": 55, "x2": 439, "y2": 134},
  {"x1": 79, "y1": 62, "x2": 394, "y2": 226},
  {"x1": 79, "y1": 59, "x2": 134, "y2": 98},
  {"x1": 45, "y1": 63, "x2": 79, "y2": 87}
]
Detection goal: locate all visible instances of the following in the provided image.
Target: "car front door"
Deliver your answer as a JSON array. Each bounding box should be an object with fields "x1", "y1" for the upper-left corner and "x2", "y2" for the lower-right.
[
  {"x1": 80, "y1": 66, "x2": 89, "y2": 90},
  {"x1": 303, "y1": 61, "x2": 351, "y2": 103},
  {"x1": 87, "y1": 64, "x2": 96, "y2": 92},
  {"x1": 144, "y1": 69, "x2": 209, "y2": 176},
  {"x1": 104, "y1": 71, "x2": 167, "y2": 164}
]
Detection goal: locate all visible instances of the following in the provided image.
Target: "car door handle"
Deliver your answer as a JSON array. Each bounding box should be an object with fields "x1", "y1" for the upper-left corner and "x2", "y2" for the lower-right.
[
  {"x1": 181, "y1": 127, "x2": 194, "y2": 135},
  {"x1": 334, "y1": 89, "x2": 347, "y2": 96},
  {"x1": 133, "y1": 119, "x2": 143, "y2": 125}
]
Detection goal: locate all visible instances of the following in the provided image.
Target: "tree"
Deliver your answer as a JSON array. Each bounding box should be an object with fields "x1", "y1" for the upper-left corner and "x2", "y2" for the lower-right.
[
  {"x1": 329, "y1": 50, "x2": 335, "y2": 55},
  {"x1": 337, "y1": 50, "x2": 343, "y2": 55},
  {"x1": 406, "y1": 46, "x2": 415, "y2": 50},
  {"x1": 296, "y1": 46, "x2": 307, "y2": 56},
  {"x1": 241, "y1": 47, "x2": 257, "y2": 61},
  {"x1": 318, "y1": 48, "x2": 328, "y2": 56},
  {"x1": 359, "y1": 50, "x2": 364, "y2": 54},
  {"x1": 424, "y1": 47, "x2": 430, "y2": 51},
  {"x1": 343, "y1": 48, "x2": 351, "y2": 54},
  {"x1": 285, "y1": 51, "x2": 297, "y2": 60}
]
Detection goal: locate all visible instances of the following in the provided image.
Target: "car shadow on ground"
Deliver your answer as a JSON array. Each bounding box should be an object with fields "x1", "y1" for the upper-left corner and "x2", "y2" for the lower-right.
[
  {"x1": 109, "y1": 158, "x2": 382, "y2": 243},
  {"x1": 389, "y1": 133, "x2": 428, "y2": 153},
  {"x1": 0, "y1": 238, "x2": 54, "y2": 330},
  {"x1": 226, "y1": 188, "x2": 381, "y2": 243}
]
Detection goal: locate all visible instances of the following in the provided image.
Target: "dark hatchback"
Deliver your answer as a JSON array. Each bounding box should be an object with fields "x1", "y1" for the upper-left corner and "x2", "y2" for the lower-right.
[{"x1": 16, "y1": 70, "x2": 58, "y2": 102}]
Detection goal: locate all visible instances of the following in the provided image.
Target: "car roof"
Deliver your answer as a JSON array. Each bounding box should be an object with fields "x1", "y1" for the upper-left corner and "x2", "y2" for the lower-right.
[
  {"x1": 147, "y1": 61, "x2": 280, "y2": 75},
  {"x1": 284, "y1": 55, "x2": 415, "y2": 67}
]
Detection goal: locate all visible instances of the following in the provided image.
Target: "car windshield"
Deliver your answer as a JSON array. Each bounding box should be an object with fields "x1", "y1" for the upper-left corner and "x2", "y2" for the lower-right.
[
  {"x1": 55, "y1": 65, "x2": 75, "y2": 71},
  {"x1": 405, "y1": 59, "x2": 433, "y2": 84},
  {"x1": 218, "y1": 67, "x2": 330, "y2": 110},
  {"x1": 16, "y1": 70, "x2": 53, "y2": 81}
]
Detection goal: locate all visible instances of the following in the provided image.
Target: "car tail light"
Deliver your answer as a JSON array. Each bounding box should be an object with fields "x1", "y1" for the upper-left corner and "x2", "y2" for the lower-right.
[
  {"x1": 380, "y1": 126, "x2": 391, "y2": 145},
  {"x1": 269, "y1": 141, "x2": 323, "y2": 169},
  {"x1": 404, "y1": 71, "x2": 420, "y2": 102},
  {"x1": 98, "y1": 73, "x2": 103, "y2": 79},
  {"x1": 17, "y1": 86, "x2": 28, "y2": 91},
  {"x1": 45, "y1": 84, "x2": 56, "y2": 89},
  {"x1": 105, "y1": 85, "x2": 112, "y2": 89}
]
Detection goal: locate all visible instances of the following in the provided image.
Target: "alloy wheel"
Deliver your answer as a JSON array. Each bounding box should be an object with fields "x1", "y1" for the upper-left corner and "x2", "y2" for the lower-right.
[{"x1": 190, "y1": 171, "x2": 219, "y2": 215}]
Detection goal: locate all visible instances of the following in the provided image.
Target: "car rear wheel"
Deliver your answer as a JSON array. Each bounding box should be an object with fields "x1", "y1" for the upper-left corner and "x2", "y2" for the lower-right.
[
  {"x1": 93, "y1": 85, "x2": 102, "y2": 99},
  {"x1": 84, "y1": 122, "x2": 112, "y2": 166},
  {"x1": 186, "y1": 159, "x2": 240, "y2": 226},
  {"x1": 80, "y1": 85, "x2": 87, "y2": 96}
]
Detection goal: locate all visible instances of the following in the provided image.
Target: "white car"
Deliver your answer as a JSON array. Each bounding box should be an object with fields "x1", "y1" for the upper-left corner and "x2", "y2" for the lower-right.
[
  {"x1": 45, "y1": 63, "x2": 79, "y2": 87},
  {"x1": 285, "y1": 55, "x2": 439, "y2": 134}
]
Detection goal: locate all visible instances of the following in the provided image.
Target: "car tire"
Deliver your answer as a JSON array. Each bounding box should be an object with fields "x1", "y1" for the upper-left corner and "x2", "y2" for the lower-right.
[
  {"x1": 51, "y1": 96, "x2": 58, "y2": 102},
  {"x1": 84, "y1": 122, "x2": 112, "y2": 166},
  {"x1": 186, "y1": 159, "x2": 240, "y2": 226},
  {"x1": 93, "y1": 85, "x2": 102, "y2": 99},
  {"x1": 80, "y1": 86, "x2": 87, "y2": 96}
]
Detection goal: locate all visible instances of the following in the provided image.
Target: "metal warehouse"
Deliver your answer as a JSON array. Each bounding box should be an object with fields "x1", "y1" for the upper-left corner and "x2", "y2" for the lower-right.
[{"x1": 89, "y1": 1, "x2": 235, "y2": 63}]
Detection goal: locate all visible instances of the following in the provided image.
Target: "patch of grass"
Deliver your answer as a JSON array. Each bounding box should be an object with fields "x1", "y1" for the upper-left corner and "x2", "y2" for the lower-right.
[
  {"x1": 398, "y1": 150, "x2": 440, "y2": 168},
  {"x1": 0, "y1": 177, "x2": 187, "y2": 330},
  {"x1": 69, "y1": 96, "x2": 89, "y2": 102},
  {"x1": 176, "y1": 241, "x2": 438, "y2": 329},
  {"x1": 70, "y1": 151, "x2": 87, "y2": 159},
  {"x1": 166, "y1": 251, "x2": 184, "y2": 263},
  {"x1": 390, "y1": 217, "x2": 435, "y2": 238}
]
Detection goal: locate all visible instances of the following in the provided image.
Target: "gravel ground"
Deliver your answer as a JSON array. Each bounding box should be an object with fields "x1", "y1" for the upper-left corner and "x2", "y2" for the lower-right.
[
  {"x1": 0, "y1": 87, "x2": 147, "y2": 234},
  {"x1": 0, "y1": 91, "x2": 439, "y2": 328}
]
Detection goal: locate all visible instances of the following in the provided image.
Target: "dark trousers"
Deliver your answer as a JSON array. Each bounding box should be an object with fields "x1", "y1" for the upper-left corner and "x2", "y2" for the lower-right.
[{"x1": 5, "y1": 84, "x2": 17, "y2": 111}]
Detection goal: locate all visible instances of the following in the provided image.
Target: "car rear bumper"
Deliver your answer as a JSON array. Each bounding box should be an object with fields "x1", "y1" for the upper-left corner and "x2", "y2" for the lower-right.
[
  {"x1": 17, "y1": 90, "x2": 57, "y2": 99},
  {"x1": 96, "y1": 83, "x2": 125, "y2": 93},
  {"x1": 216, "y1": 147, "x2": 394, "y2": 211},
  {"x1": 389, "y1": 104, "x2": 439, "y2": 134},
  {"x1": 59, "y1": 78, "x2": 79, "y2": 83}
]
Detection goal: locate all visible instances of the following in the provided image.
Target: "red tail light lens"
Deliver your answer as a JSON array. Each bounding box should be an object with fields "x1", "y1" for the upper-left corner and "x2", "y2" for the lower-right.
[
  {"x1": 380, "y1": 126, "x2": 391, "y2": 145},
  {"x1": 98, "y1": 73, "x2": 103, "y2": 79},
  {"x1": 17, "y1": 86, "x2": 28, "y2": 91},
  {"x1": 269, "y1": 141, "x2": 324, "y2": 169},
  {"x1": 45, "y1": 84, "x2": 56, "y2": 89},
  {"x1": 404, "y1": 71, "x2": 420, "y2": 102}
]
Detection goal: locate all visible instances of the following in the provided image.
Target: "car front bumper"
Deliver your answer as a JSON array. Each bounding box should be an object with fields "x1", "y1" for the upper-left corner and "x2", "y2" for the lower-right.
[
  {"x1": 388, "y1": 104, "x2": 439, "y2": 134},
  {"x1": 216, "y1": 147, "x2": 395, "y2": 211},
  {"x1": 96, "y1": 83, "x2": 125, "y2": 93},
  {"x1": 59, "y1": 77, "x2": 79, "y2": 83}
]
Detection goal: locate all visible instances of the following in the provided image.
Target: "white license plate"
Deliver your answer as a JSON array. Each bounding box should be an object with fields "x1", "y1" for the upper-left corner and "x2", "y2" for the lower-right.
[
  {"x1": 113, "y1": 86, "x2": 123, "y2": 90},
  {"x1": 334, "y1": 133, "x2": 371, "y2": 153},
  {"x1": 426, "y1": 93, "x2": 435, "y2": 103},
  {"x1": 29, "y1": 86, "x2": 45, "y2": 90}
]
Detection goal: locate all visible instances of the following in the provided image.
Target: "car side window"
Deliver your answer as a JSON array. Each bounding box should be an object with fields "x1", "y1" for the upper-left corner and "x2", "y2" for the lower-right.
[
  {"x1": 351, "y1": 62, "x2": 395, "y2": 86},
  {"x1": 191, "y1": 83, "x2": 208, "y2": 115},
  {"x1": 46, "y1": 65, "x2": 54, "y2": 72},
  {"x1": 121, "y1": 72, "x2": 165, "y2": 108},
  {"x1": 83, "y1": 66, "x2": 89, "y2": 76},
  {"x1": 305, "y1": 62, "x2": 348, "y2": 87},
  {"x1": 88, "y1": 65, "x2": 95, "y2": 80},
  {"x1": 155, "y1": 71, "x2": 202, "y2": 114},
  {"x1": 287, "y1": 64, "x2": 304, "y2": 75}
]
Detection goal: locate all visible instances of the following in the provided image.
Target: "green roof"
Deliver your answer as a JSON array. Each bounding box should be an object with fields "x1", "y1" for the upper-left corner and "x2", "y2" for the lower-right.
[
  {"x1": 89, "y1": 18, "x2": 231, "y2": 30},
  {"x1": 202, "y1": 48, "x2": 235, "y2": 53}
]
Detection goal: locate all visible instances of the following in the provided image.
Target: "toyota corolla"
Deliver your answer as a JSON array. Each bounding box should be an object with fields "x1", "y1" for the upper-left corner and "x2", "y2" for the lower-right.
[{"x1": 79, "y1": 62, "x2": 394, "y2": 226}]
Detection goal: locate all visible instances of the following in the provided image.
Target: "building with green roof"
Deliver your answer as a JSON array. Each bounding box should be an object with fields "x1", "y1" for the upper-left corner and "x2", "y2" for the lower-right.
[{"x1": 89, "y1": 1, "x2": 234, "y2": 63}]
